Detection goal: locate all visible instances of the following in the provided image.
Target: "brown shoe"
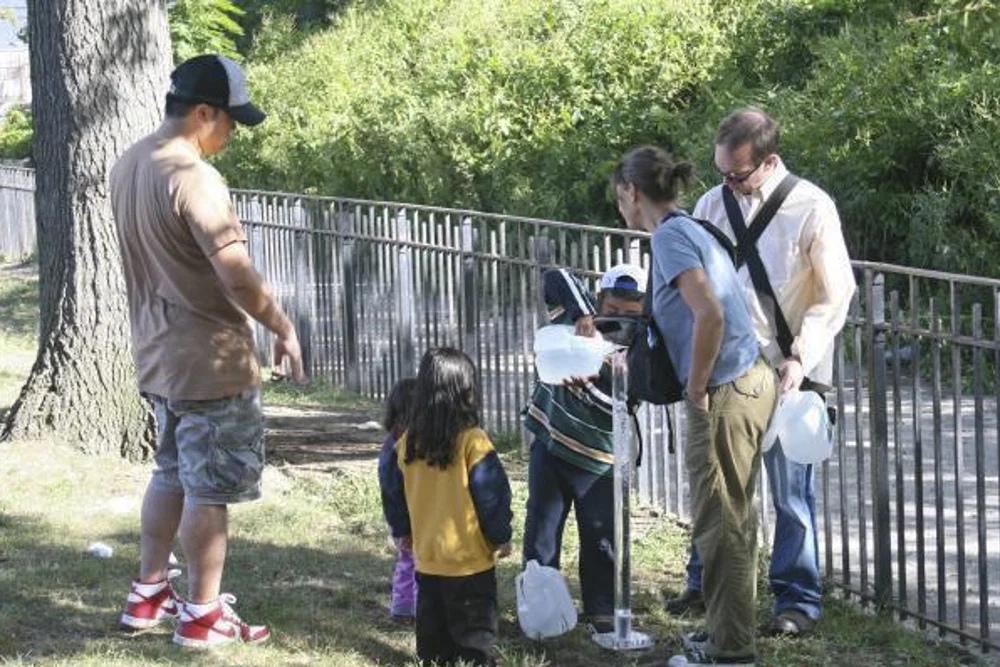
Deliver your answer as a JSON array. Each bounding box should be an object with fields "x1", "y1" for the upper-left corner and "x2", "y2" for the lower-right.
[
  {"x1": 663, "y1": 588, "x2": 705, "y2": 614},
  {"x1": 768, "y1": 609, "x2": 815, "y2": 636}
]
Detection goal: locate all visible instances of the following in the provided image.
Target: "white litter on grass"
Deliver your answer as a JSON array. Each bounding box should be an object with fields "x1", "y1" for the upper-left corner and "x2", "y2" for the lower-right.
[
  {"x1": 168, "y1": 552, "x2": 179, "y2": 566},
  {"x1": 261, "y1": 466, "x2": 294, "y2": 495},
  {"x1": 107, "y1": 496, "x2": 135, "y2": 515},
  {"x1": 87, "y1": 542, "x2": 114, "y2": 559},
  {"x1": 355, "y1": 421, "x2": 382, "y2": 431}
]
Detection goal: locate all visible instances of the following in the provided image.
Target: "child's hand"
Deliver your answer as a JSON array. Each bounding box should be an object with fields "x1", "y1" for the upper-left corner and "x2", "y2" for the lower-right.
[
  {"x1": 495, "y1": 542, "x2": 512, "y2": 559},
  {"x1": 575, "y1": 315, "x2": 597, "y2": 337},
  {"x1": 561, "y1": 375, "x2": 598, "y2": 390}
]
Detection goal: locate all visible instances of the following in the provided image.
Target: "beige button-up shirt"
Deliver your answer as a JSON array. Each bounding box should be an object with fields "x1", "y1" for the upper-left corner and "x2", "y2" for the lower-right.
[{"x1": 692, "y1": 160, "x2": 856, "y2": 385}]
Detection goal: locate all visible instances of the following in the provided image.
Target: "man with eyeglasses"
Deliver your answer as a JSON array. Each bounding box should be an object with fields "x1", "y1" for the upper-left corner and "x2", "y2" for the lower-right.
[{"x1": 664, "y1": 107, "x2": 855, "y2": 639}]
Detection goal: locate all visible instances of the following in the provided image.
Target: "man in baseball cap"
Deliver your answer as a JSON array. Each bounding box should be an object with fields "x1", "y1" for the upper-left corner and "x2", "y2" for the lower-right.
[
  {"x1": 168, "y1": 54, "x2": 266, "y2": 126},
  {"x1": 111, "y1": 54, "x2": 303, "y2": 648}
]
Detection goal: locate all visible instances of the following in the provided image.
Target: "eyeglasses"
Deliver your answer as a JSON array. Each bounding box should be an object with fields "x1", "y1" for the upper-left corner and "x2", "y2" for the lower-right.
[{"x1": 715, "y1": 159, "x2": 763, "y2": 185}]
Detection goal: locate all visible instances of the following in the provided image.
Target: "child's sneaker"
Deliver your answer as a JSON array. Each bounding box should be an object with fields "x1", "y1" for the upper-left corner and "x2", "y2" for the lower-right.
[
  {"x1": 120, "y1": 579, "x2": 180, "y2": 631},
  {"x1": 173, "y1": 593, "x2": 270, "y2": 648}
]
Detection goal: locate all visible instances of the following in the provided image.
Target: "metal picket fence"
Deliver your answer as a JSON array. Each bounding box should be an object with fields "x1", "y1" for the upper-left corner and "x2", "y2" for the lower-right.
[{"x1": 5, "y1": 166, "x2": 1000, "y2": 652}]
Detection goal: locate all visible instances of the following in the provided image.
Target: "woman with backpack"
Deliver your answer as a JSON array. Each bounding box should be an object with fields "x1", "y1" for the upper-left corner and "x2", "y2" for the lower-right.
[{"x1": 611, "y1": 146, "x2": 777, "y2": 667}]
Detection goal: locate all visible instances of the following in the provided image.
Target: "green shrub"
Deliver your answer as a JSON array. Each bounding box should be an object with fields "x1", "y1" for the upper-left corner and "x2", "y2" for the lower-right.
[
  {"x1": 235, "y1": 0, "x2": 352, "y2": 53},
  {"x1": 220, "y1": 0, "x2": 734, "y2": 224},
  {"x1": 169, "y1": 0, "x2": 245, "y2": 62},
  {"x1": 220, "y1": 0, "x2": 1000, "y2": 278},
  {"x1": 0, "y1": 107, "x2": 32, "y2": 160},
  {"x1": 767, "y1": 0, "x2": 1000, "y2": 275}
]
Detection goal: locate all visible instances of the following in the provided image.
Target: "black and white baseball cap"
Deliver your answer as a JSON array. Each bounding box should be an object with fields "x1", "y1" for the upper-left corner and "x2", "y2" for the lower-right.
[{"x1": 167, "y1": 54, "x2": 266, "y2": 127}]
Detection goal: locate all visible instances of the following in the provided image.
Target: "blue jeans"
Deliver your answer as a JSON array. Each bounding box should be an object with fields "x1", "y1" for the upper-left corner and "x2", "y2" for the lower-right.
[
  {"x1": 522, "y1": 440, "x2": 615, "y2": 617},
  {"x1": 686, "y1": 440, "x2": 822, "y2": 620}
]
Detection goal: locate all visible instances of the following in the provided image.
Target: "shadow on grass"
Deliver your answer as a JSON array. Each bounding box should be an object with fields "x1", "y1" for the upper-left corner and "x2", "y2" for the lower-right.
[
  {"x1": 0, "y1": 508, "x2": 678, "y2": 666},
  {"x1": 0, "y1": 259, "x2": 38, "y2": 342},
  {"x1": 0, "y1": 512, "x2": 411, "y2": 665},
  {"x1": 0, "y1": 513, "x2": 202, "y2": 664},
  {"x1": 0, "y1": 512, "x2": 980, "y2": 666}
]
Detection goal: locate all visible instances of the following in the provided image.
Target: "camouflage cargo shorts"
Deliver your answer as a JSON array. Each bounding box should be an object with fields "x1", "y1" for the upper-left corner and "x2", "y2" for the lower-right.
[{"x1": 147, "y1": 388, "x2": 264, "y2": 505}]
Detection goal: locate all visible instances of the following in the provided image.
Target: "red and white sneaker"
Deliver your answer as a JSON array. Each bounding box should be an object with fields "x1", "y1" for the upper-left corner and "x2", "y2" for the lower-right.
[
  {"x1": 120, "y1": 579, "x2": 180, "y2": 631},
  {"x1": 173, "y1": 593, "x2": 270, "y2": 648}
]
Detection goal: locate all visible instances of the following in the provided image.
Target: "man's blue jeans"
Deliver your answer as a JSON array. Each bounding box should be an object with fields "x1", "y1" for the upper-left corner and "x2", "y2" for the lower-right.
[{"x1": 686, "y1": 440, "x2": 822, "y2": 620}]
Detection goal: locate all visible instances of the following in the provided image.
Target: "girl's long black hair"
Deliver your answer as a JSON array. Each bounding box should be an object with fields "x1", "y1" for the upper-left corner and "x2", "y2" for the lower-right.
[
  {"x1": 383, "y1": 376, "x2": 417, "y2": 436},
  {"x1": 404, "y1": 347, "x2": 480, "y2": 470}
]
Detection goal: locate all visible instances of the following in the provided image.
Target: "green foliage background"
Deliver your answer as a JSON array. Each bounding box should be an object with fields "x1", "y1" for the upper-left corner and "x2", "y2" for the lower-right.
[
  {"x1": 212, "y1": 0, "x2": 1000, "y2": 277},
  {"x1": 0, "y1": 107, "x2": 31, "y2": 160},
  {"x1": 12, "y1": 0, "x2": 1000, "y2": 276},
  {"x1": 168, "y1": 0, "x2": 246, "y2": 62}
]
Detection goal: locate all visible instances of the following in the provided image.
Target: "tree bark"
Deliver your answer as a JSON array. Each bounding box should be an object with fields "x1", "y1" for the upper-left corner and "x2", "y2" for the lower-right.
[{"x1": 1, "y1": 1, "x2": 172, "y2": 459}]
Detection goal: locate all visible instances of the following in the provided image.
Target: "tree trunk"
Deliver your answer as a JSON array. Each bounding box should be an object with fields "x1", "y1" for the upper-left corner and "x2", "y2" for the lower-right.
[{"x1": 1, "y1": 1, "x2": 172, "y2": 459}]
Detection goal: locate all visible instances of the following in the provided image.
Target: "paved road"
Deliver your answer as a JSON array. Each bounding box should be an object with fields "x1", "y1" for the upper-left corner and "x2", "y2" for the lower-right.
[{"x1": 819, "y1": 382, "x2": 1000, "y2": 648}]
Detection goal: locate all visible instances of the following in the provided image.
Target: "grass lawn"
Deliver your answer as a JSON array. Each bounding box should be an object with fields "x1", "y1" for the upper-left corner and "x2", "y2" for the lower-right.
[
  {"x1": 0, "y1": 259, "x2": 36, "y2": 421},
  {"x1": 0, "y1": 260, "x2": 984, "y2": 666}
]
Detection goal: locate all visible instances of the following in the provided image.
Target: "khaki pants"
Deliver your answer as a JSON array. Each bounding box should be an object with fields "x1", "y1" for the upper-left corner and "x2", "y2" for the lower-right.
[{"x1": 685, "y1": 357, "x2": 777, "y2": 658}]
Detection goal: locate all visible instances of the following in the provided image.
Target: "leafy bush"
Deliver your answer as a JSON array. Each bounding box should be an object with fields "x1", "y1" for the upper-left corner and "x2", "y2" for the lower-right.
[
  {"x1": 221, "y1": 0, "x2": 1000, "y2": 278},
  {"x1": 767, "y1": 0, "x2": 1000, "y2": 274},
  {"x1": 220, "y1": 0, "x2": 734, "y2": 224},
  {"x1": 169, "y1": 0, "x2": 245, "y2": 62},
  {"x1": 235, "y1": 0, "x2": 352, "y2": 53},
  {"x1": 0, "y1": 107, "x2": 32, "y2": 160}
]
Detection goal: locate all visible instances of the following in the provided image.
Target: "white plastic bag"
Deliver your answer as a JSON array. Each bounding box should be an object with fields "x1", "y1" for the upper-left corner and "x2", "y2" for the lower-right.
[
  {"x1": 762, "y1": 389, "x2": 832, "y2": 464},
  {"x1": 516, "y1": 560, "x2": 578, "y2": 639}
]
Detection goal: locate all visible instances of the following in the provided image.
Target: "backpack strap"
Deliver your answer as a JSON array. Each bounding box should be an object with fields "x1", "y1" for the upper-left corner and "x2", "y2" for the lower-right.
[
  {"x1": 661, "y1": 209, "x2": 737, "y2": 264},
  {"x1": 721, "y1": 174, "x2": 800, "y2": 358}
]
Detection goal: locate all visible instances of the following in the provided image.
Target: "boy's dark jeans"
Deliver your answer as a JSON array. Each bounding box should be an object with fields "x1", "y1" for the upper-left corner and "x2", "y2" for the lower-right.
[
  {"x1": 522, "y1": 440, "x2": 614, "y2": 617},
  {"x1": 416, "y1": 568, "x2": 498, "y2": 667}
]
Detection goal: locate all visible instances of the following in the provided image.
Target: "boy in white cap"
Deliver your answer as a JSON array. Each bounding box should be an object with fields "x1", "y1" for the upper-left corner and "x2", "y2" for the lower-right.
[{"x1": 522, "y1": 263, "x2": 645, "y2": 632}]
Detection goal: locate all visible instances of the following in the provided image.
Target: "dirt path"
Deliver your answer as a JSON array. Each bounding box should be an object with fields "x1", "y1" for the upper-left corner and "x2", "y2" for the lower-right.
[{"x1": 264, "y1": 403, "x2": 385, "y2": 474}]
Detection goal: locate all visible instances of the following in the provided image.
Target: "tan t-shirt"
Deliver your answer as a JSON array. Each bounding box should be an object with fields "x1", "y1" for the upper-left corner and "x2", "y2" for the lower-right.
[{"x1": 110, "y1": 130, "x2": 260, "y2": 400}]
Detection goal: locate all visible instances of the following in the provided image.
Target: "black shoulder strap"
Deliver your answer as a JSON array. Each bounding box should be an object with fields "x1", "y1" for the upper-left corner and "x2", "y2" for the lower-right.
[
  {"x1": 661, "y1": 210, "x2": 738, "y2": 265},
  {"x1": 692, "y1": 217, "x2": 737, "y2": 265},
  {"x1": 721, "y1": 174, "x2": 800, "y2": 358}
]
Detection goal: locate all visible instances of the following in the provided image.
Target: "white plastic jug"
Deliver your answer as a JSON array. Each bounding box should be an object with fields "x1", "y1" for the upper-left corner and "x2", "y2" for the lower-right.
[
  {"x1": 516, "y1": 559, "x2": 578, "y2": 639},
  {"x1": 533, "y1": 325, "x2": 616, "y2": 385},
  {"x1": 762, "y1": 390, "x2": 832, "y2": 464}
]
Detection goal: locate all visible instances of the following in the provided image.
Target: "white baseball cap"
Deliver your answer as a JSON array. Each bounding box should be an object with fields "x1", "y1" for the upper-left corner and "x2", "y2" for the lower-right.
[{"x1": 599, "y1": 263, "x2": 647, "y2": 294}]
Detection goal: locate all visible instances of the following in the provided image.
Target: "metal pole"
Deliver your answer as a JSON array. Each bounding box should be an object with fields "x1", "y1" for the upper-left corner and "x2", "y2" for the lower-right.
[
  {"x1": 460, "y1": 218, "x2": 480, "y2": 387},
  {"x1": 395, "y1": 209, "x2": 416, "y2": 376},
  {"x1": 340, "y1": 209, "x2": 361, "y2": 392},
  {"x1": 868, "y1": 273, "x2": 892, "y2": 609},
  {"x1": 593, "y1": 350, "x2": 653, "y2": 651}
]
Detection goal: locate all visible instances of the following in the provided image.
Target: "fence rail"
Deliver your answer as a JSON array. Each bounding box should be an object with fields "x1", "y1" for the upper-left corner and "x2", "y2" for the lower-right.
[{"x1": 5, "y1": 167, "x2": 1000, "y2": 652}]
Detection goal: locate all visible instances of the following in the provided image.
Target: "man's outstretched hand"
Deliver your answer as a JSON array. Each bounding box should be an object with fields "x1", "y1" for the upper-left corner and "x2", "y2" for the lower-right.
[{"x1": 273, "y1": 326, "x2": 308, "y2": 385}]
